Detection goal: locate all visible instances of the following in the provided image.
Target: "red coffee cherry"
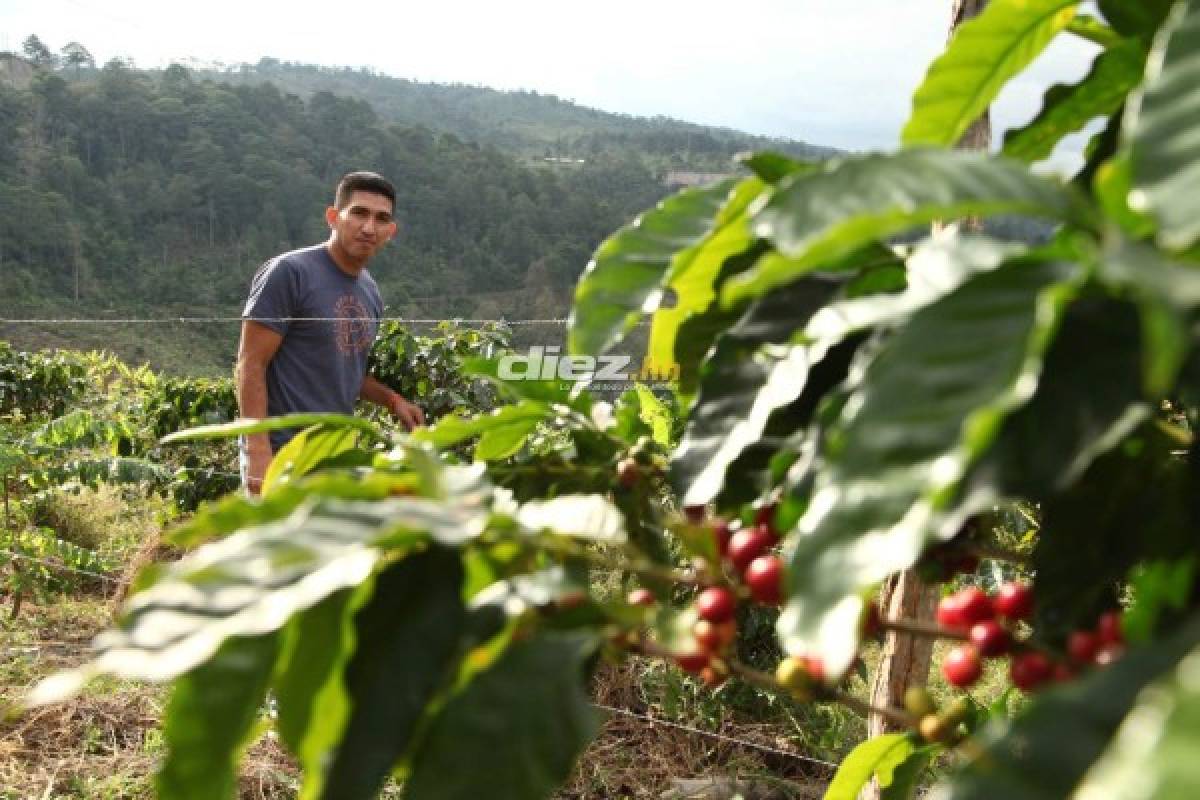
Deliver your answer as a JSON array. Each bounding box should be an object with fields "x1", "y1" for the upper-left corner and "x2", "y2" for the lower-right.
[
  {"x1": 700, "y1": 664, "x2": 728, "y2": 688},
  {"x1": 617, "y1": 458, "x2": 641, "y2": 488},
  {"x1": 727, "y1": 528, "x2": 774, "y2": 573},
  {"x1": 803, "y1": 655, "x2": 827, "y2": 684},
  {"x1": 744, "y1": 555, "x2": 784, "y2": 606},
  {"x1": 676, "y1": 651, "x2": 710, "y2": 674},
  {"x1": 712, "y1": 519, "x2": 732, "y2": 558},
  {"x1": 754, "y1": 503, "x2": 778, "y2": 531},
  {"x1": 969, "y1": 620, "x2": 1011, "y2": 656},
  {"x1": 942, "y1": 644, "x2": 983, "y2": 688},
  {"x1": 1096, "y1": 611, "x2": 1124, "y2": 645},
  {"x1": 1010, "y1": 651, "x2": 1052, "y2": 691},
  {"x1": 938, "y1": 587, "x2": 993, "y2": 631},
  {"x1": 994, "y1": 583, "x2": 1034, "y2": 622},
  {"x1": 937, "y1": 595, "x2": 968, "y2": 630},
  {"x1": 1067, "y1": 630, "x2": 1100, "y2": 663},
  {"x1": 627, "y1": 588, "x2": 656, "y2": 607},
  {"x1": 1094, "y1": 643, "x2": 1125, "y2": 666},
  {"x1": 957, "y1": 587, "x2": 995, "y2": 626},
  {"x1": 695, "y1": 587, "x2": 737, "y2": 624},
  {"x1": 693, "y1": 619, "x2": 736, "y2": 653}
]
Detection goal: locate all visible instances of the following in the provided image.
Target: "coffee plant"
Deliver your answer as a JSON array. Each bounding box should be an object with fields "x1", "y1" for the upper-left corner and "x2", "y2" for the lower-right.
[
  {"x1": 0, "y1": 341, "x2": 90, "y2": 418},
  {"x1": 369, "y1": 320, "x2": 511, "y2": 422},
  {"x1": 22, "y1": 1, "x2": 1200, "y2": 798}
]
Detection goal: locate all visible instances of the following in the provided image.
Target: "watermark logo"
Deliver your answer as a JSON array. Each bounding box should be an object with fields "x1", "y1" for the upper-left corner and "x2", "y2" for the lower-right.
[{"x1": 498, "y1": 346, "x2": 679, "y2": 386}]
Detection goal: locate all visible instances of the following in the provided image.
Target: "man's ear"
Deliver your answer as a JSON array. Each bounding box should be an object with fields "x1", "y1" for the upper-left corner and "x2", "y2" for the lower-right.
[
  {"x1": 381, "y1": 221, "x2": 398, "y2": 243},
  {"x1": 324, "y1": 206, "x2": 339, "y2": 228}
]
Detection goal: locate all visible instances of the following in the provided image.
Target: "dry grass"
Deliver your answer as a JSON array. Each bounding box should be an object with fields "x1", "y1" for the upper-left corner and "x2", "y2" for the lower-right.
[
  {"x1": 559, "y1": 659, "x2": 831, "y2": 800},
  {"x1": 2, "y1": 605, "x2": 831, "y2": 800},
  {"x1": 0, "y1": 596, "x2": 300, "y2": 799},
  {"x1": 0, "y1": 495, "x2": 854, "y2": 799}
]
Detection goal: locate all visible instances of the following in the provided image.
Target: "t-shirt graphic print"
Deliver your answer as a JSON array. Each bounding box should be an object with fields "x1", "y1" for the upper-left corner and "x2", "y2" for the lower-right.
[{"x1": 334, "y1": 294, "x2": 374, "y2": 356}]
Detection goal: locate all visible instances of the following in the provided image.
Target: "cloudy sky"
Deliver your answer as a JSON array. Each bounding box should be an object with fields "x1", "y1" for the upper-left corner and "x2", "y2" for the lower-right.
[{"x1": 2, "y1": 0, "x2": 1100, "y2": 164}]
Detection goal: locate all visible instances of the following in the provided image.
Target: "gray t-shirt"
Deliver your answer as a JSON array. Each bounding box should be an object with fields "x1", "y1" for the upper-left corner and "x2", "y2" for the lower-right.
[{"x1": 242, "y1": 244, "x2": 383, "y2": 451}]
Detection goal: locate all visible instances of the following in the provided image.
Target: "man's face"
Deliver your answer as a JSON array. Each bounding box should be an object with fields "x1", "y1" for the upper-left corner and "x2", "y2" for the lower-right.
[{"x1": 327, "y1": 190, "x2": 397, "y2": 262}]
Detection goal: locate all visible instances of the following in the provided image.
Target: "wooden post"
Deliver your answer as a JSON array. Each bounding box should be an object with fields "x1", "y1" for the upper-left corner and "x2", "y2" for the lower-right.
[
  {"x1": 860, "y1": 3, "x2": 991, "y2": 797},
  {"x1": 3, "y1": 471, "x2": 21, "y2": 619}
]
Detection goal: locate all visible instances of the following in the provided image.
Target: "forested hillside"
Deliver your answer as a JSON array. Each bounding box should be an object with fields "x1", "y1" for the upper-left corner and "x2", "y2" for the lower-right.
[
  {"x1": 0, "y1": 54, "x2": 678, "y2": 307},
  {"x1": 206, "y1": 58, "x2": 840, "y2": 168},
  {"x1": 0, "y1": 44, "x2": 843, "y2": 372}
]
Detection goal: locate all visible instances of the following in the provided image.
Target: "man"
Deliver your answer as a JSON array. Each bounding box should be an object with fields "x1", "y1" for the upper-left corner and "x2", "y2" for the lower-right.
[{"x1": 237, "y1": 171, "x2": 425, "y2": 495}]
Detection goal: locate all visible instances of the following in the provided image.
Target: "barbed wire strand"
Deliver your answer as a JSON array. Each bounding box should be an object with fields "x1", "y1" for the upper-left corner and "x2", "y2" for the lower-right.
[
  {"x1": 0, "y1": 621, "x2": 839, "y2": 772},
  {"x1": 592, "y1": 703, "x2": 839, "y2": 771},
  {"x1": 0, "y1": 317, "x2": 656, "y2": 329},
  {"x1": 0, "y1": 548, "x2": 122, "y2": 584},
  {"x1": 0, "y1": 438, "x2": 244, "y2": 483},
  {"x1": 0, "y1": 316, "x2": 577, "y2": 325}
]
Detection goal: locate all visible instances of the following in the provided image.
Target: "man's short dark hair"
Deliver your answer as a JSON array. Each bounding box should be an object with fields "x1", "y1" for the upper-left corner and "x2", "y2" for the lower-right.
[{"x1": 335, "y1": 171, "x2": 396, "y2": 210}]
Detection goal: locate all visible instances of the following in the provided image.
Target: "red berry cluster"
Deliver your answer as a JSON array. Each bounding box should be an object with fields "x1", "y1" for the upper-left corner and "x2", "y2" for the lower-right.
[
  {"x1": 722, "y1": 505, "x2": 785, "y2": 606},
  {"x1": 1067, "y1": 610, "x2": 1125, "y2": 666},
  {"x1": 625, "y1": 504, "x2": 792, "y2": 683},
  {"x1": 937, "y1": 583, "x2": 1125, "y2": 692}
]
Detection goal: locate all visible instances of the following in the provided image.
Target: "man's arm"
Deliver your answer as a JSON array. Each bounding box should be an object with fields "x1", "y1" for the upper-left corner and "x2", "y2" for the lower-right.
[
  {"x1": 360, "y1": 375, "x2": 425, "y2": 430},
  {"x1": 236, "y1": 320, "x2": 284, "y2": 494}
]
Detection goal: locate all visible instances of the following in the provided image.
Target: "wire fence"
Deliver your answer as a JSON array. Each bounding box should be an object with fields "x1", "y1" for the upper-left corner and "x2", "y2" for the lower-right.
[
  {"x1": 593, "y1": 702, "x2": 840, "y2": 771},
  {"x1": 0, "y1": 316, "x2": 577, "y2": 326},
  {"x1": 0, "y1": 607, "x2": 839, "y2": 773},
  {"x1": 0, "y1": 437, "x2": 245, "y2": 484},
  {"x1": 0, "y1": 547, "x2": 123, "y2": 585},
  {"x1": 1, "y1": 311, "x2": 838, "y2": 776}
]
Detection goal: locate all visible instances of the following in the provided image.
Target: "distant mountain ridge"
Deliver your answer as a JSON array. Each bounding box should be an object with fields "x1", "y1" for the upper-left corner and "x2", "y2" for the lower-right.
[
  {"x1": 198, "y1": 58, "x2": 841, "y2": 169},
  {"x1": 0, "y1": 51, "x2": 840, "y2": 373}
]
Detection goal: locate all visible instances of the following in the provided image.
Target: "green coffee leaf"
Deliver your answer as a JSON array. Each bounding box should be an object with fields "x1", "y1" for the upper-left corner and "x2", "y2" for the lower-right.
[
  {"x1": 1124, "y1": 558, "x2": 1199, "y2": 644},
  {"x1": 28, "y1": 496, "x2": 489, "y2": 705},
  {"x1": 275, "y1": 590, "x2": 359, "y2": 762},
  {"x1": 1127, "y1": 0, "x2": 1200, "y2": 250},
  {"x1": 671, "y1": 276, "x2": 843, "y2": 507},
  {"x1": 515, "y1": 494, "x2": 627, "y2": 543},
  {"x1": 643, "y1": 179, "x2": 764, "y2": 383},
  {"x1": 1075, "y1": 644, "x2": 1200, "y2": 797},
  {"x1": 162, "y1": 414, "x2": 387, "y2": 445},
  {"x1": 725, "y1": 150, "x2": 1089, "y2": 305},
  {"x1": 1097, "y1": 0, "x2": 1176, "y2": 38},
  {"x1": 779, "y1": 259, "x2": 1082, "y2": 675},
  {"x1": 1003, "y1": 39, "x2": 1147, "y2": 163},
  {"x1": 1028, "y1": 423, "x2": 1190, "y2": 643},
  {"x1": 264, "y1": 425, "x2": 364, "y2": 492},
  {"x1": 904, "y1": 0, "x2": 1080, "y2": 147},
  {"x1": 157, "y1": 634, "x2": 280, "y2": 800},
  {"x1": 679, "y1": 235, "x2": 1022, "y2": 508},
  {"x1": 318, "y1": 548, "x2": 467, "y2": 800},
  {"x1": 738, "y1": 151, "x2": 817, "y2": 184},
  {"x1": 823, "y1": 733, "x2": 918, "y2": 800},
  {"x1": 403, "y1": 633, "x2": 601, "y2": 800},
  {"x1": 414, "y1": 401, "x2": 549, "y2": 458},
  {"x1": 568, "y1": 178, "x2": 748, "y2": 357}
]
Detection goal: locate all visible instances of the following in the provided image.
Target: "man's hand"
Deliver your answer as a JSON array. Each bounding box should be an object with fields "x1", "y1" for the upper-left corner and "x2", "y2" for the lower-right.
[
  {"x1": 385, "y1": 391, "x2": 426, "y2": 431},
  {"x1": 243, "y1": 436, "x2": 273, "y2": 496}
]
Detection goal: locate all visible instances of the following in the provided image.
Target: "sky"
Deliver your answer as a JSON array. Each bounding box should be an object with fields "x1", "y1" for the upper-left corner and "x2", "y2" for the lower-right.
[{"x1": 1, "y1": 0, "x2": 1101, "y2": 167}]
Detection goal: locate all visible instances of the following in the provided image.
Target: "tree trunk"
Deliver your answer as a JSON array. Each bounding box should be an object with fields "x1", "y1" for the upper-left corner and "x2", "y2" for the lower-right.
[
  {"x1": 865, "y1": 572, "x2": 941, "y2": 738},
  {"x1": 949, "y1": 0, "x2": 992, "y2": 232},
  {"x1": 860, "y1": 3, "x2": 991, "y2": 797}
]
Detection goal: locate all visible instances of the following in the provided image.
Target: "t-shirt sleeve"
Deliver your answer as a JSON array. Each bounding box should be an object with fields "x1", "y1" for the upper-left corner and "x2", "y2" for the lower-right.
[{"x1": 242, "y1": 259, "x2": 297, "y2": 336}]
